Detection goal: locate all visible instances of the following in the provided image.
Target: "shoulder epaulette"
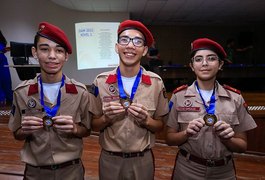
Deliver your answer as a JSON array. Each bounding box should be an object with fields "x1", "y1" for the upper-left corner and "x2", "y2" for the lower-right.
[
  {"x1": 223, "y1": 84, "x2": 241, "y2": 94},
  {"x1": 14, "y1": 80, "x2": 35, "y2": 91},
  {"x1": 70, "y1": 79, "x2": 86, "y2": 90},
  {"x1": 173, "y1": 84, "x2": 188, "y2": 94}
]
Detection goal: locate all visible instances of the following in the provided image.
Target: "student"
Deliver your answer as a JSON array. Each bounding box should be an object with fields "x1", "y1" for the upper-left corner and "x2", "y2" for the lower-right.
[
  {"x1": 8, "y1": 22, "x2": 91, "y2": 180},
  {"x1": 89, "y1": 20, "x2": 169, "y2": 180},
  {"x1": 166, "y1": 38, "x2": 257, "y2": 180}
]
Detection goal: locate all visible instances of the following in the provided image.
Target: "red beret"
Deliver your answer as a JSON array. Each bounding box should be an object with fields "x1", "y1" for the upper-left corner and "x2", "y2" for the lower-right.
[
  {"x1": 118, "y1": 20, "x2": 154, "y2": 47},
  {"x1": 37, "y1": 22, "x2": 72, "y2": 54},
  {"x1": 191, "y1": 38, "x2": 227, "y2": 59}
]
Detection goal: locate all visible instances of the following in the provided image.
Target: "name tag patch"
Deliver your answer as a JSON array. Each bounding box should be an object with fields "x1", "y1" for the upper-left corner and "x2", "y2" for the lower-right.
[
  {"x1": 176, "y1": 107, "x2": 200, "y2": 112},
  {"x1": 103, "y1": 96, "x2": 120, "y2": 102}
]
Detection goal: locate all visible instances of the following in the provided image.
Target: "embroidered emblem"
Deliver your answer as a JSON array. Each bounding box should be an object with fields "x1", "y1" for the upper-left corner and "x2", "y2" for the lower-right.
[
  {"x1": 39, "y1": 24, "x2": 45, "y2": 32},
  {"x1": 109, "y1": 84, "x2": 117, "y2": 94},
  {"x1": 184, "y1": 99, "x2": 192, "y2": 107},
  {"x1": 27, "y1": 98, "x2": 36, "y2": 108}
]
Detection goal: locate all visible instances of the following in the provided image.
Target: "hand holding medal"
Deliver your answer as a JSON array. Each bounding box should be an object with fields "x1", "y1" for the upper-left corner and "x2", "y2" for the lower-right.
[
  {"x1": 127, "y1": 103, "x2": 149, "y2": 126},
  {"x1": 21, "y1": 116, "x2": 43, "y2": 134},
  {"x1": 102, "y1": 101, "x2": 125, "y2": 124},
  {"x1": 214, "y1": 120, "x2": 235, "y2": 139},
  {"x1": 185, "y1": 118, "x2": 205, "y2": 136},
  {"x1": 52, "y1": 115, "x2": 76, "y2": 134}
]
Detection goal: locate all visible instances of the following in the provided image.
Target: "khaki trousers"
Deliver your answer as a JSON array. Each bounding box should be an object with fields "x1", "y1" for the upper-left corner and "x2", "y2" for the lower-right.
[
  {"x1": 24, "y1": 161, "x2": 85, "y2": 180},
  {"x1": 99, "y1": 149, "x2": 154, "y2": 180}
]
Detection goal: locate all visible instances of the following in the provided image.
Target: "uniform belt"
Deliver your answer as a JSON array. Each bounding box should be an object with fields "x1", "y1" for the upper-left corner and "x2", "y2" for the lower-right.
[
  {"x1": 26, "y1": 159, "x2": 80, "y2": 170},
  {"x1": 104, "y1": 149, "x2": 150, "y2": 158},
  {"x1": 179, "y1": 149, "x2": 232, "y2": 167}
]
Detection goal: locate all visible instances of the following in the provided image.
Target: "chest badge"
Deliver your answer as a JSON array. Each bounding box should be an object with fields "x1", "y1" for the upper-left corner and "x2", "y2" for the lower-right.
[
  {"x1": 108, "y1": 84, "x2": 117, "y2": 94},
  {"x1": 184, "y1": 99, "x2": 192, "y2": 107},
  {"x1": 27, "y1": 98, "x2": 37, "y2": 108}
]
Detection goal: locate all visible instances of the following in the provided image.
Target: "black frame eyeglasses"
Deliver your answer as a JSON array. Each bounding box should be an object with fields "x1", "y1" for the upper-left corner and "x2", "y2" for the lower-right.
[{"x1": 118, "y1": 36, "x2": 145, "y2": 47}]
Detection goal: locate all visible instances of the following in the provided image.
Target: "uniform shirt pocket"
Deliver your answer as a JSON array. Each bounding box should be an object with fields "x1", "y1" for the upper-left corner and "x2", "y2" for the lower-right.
[
  {"x1": 137, "y1": 99, "x2": 156, "y2": 117},
  {"x1": 217, "y1": 113, "x2": 239, "y2": 128}
]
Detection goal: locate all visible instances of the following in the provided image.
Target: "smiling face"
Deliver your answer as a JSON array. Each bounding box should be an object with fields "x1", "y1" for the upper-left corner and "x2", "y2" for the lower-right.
[
  {"x1": 32, "y1": 36, "x2": 68, "y2": 80},
  {"x1": 190, "y1": 49, "x2": 224, "y2": 83},
  {"x1": 115, "y1": 29, "x2": 148, "y2": 68}
]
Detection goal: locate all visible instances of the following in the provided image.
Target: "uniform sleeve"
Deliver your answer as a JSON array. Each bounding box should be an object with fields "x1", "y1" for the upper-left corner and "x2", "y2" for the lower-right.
[
  {"x1": 153, "y1": 82, "x2": 169, "y2": 119},
  {"x1": 79, "y1": 89, "x2": 91, "y2": 130},
  {"x1": 234, "y1": 95, "x2": 257, "y2": 132},
  {"x1": 8, "y1": 91, "x2": 22, "y2": 132},
  {"x1": 88, "y1": 78, "x2": 103, "y2": 116},
  {"x1": 166, "y1": 94, "x2": 179, "y2": 131}
]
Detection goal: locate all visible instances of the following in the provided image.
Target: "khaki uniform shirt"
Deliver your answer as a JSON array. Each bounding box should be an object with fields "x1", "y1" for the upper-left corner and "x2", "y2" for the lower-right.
[
  {"x1": 9, "y1": 75, "x2": 91, "y2": 166},
  {"x1": 167, "y1": 81, "x2": 257, "y2": 159},
  {"x1": 89, "y1": 67, "x2": 169, "y2": 152}
]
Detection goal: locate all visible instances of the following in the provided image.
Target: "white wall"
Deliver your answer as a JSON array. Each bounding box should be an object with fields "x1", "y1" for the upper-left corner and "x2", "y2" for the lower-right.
[{"x1": 0, "y1": 0, "x2": 129, "y2": 89}]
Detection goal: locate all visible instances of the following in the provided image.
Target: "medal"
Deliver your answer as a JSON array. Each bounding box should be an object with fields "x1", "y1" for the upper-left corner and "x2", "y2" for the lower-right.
[
  {"x1": 195, "y1": 81, "x2": 217, "y2": 126},
  {"x1": 39, "y1": 75, "x2": 65, "y2": 130},
  {"x1": 43, "y1": 115, "x2": 53, "y2": 130},
  {"x1": 203, "y1": 114, "x2": 217, "y2": 126},
  {"x1": 120, "y1": 98, "x2": 131, "y2": 109},
  {"x1": 117, "y1": 67, "x2": 142, "y2": 109}
]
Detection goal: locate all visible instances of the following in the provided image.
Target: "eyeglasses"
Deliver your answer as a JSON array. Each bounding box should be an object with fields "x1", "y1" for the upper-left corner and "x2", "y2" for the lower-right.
[
  {"x1": 192, "y1": 55, "x2": 219, "y2": 63},
  {"x1": 118, "y1": 36, "x2": 145, "y2": 47}
]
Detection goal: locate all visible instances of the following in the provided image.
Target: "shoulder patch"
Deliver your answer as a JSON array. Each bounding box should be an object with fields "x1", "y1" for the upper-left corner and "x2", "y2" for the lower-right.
[
  {"x1": 223, "y1": 84, "x2": 241, "y2": 94},
  {"x1": 173, "y1": 84, "x2": 188, "y2": 94},
  {"x1": 88, "y1": 83, "x2": 99, "y2": 97}
]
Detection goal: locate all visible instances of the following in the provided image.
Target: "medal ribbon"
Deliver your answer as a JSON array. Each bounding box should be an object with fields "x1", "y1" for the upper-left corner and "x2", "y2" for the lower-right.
[
  {"x1": 117, "y1": 67, "x2": 142, "y2": 101},
  {"x1": 39, "y1": 75, "x2": 65, "y2": 117},
  {"x1": 195, "y1": 81, "x2": 216, "y2": 114}
]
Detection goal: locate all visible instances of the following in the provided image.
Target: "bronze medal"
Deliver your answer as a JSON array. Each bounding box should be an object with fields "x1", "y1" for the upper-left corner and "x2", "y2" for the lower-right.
[
  {"x1": 120, "y1": 98, "x2": 131, "y2": 109},
  {"x1": 203, "y1": 114, "x2": 217, "y2": 126},
  {"x1": 43, "y1": 115, "x2": 53, "y2": 130}
]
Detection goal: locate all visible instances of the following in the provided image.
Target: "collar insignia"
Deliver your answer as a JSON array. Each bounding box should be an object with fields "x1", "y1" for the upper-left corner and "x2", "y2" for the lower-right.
[
  {"x1": 106, "y1": 74, "x2": 117, "y2": 84},
  {"x1": 65, "y1": 83, "x2": 78, "y2": 94},
  {"x1": 28, "y1": 83, "x2": 38, "y2": 96}
]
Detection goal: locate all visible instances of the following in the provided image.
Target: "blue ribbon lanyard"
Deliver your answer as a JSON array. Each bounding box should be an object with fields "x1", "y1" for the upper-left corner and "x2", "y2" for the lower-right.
[
  {"x1": 195, "y1": 81, "x2": 216, "y2": 115},
  {"x1": 117, "y1": 67, "x2": 142, "y2": 101},
  {"x1": 39, "y1": 75, "x2": 65, "y2": 117}
]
